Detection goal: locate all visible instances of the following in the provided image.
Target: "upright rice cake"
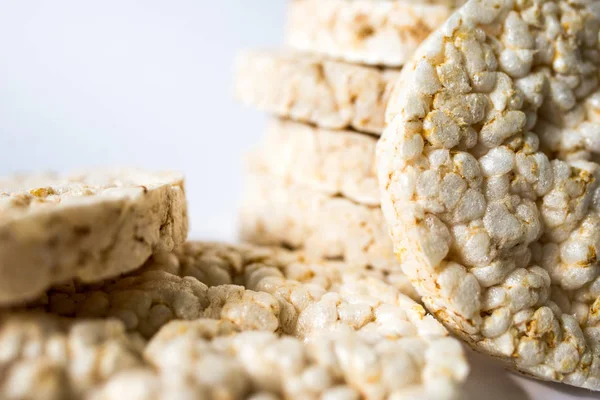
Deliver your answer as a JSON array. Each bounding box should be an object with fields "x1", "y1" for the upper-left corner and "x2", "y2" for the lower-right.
[
  {"x1": 0, "y1": 169, "x2": 187, "y2": 305},
  {"x1": 286, "y1": 0, "x2": 459, "y2": 67},
  {"x1": 248, "y1": 118, "x2": 380, "y2": 205},
  {"x1": 378, "y1": 0, "x2": 600, "y2": 389},
  {"x1": 235, "y1": 50, "x2": 399, "y2": 134}
]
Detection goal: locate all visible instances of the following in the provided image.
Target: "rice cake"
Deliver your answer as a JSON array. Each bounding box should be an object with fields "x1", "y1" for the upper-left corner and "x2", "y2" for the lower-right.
[
  {"x1": 90, "y1": 243, "x2": 467, "y2": 400},
  {"x1": 248, "y1": 119, "x2": 379, "y2": 206},
  {"x1": 0, "y1": 169, "x2": 187, "y2": 305},
  {"x1": 21, "y1": 242, "x2": 464, "y2": 399},
  {"x1": 240, "y1": 175, "x2": 397, "y2": 272},
  {"x1": 0, "y1": 312, "x2": 144, "y2": 399},
  {"x1": 286, "y1": 0, "x2": 457, "y2": 67},
  {"x1": 35, "y1": 241, "x2": 417, "y2": 336},
  {"x1": 234, "y1": 50, "x2": 399, "y2": 135},
  {"x1": 378, "y1": 0, "x2": 600, "y2": 389},
  {"x1": 93, "y1": 321, "x2": 467, "y2": 400}
]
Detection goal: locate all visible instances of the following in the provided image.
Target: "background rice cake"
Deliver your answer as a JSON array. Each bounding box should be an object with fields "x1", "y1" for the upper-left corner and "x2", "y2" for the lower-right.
[
  {"x1": 235, "y1": 50, "x2": 399, "y2": 134},
  {"x1": 240, "y1": 175, "x2": 396, "y2": 272},
  {"x1": 248, "y1": 119, "x2": 379, "y2": 206},
  {"x1": 286, "y1": 0, "x2": 457, "y2": 67}
]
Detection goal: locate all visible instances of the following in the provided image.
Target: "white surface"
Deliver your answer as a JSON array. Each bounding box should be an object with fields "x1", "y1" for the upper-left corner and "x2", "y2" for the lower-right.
[
  {"x1": 0, "y1": 2, "x2": 596, "y2": 398},
  {"x1": 465, "y1": 349, "x2": 598, "y2": 400}
]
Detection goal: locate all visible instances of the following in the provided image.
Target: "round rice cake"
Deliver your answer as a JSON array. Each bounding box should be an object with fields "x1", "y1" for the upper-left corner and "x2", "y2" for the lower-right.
[
  {"x1": 285, "y1": 0, "x2": 460, "y2": 67},
  {"x1": 37, "y1": 268, "x2": 271, "y2": 340},
  {"x1": 248, "y1": 119, "x2": 379, "y2": 206},
  {"x1": 234, "y1": 50, "x2": 399, "y2": 134},
  {"x1": 240, "y1": 174, "x2": 396, "y2": 272},
  {"x1": 136, "y1": 325, "x2": 466, "y2": 400},
  {"x1": 33, "y1": 253, "x2": 288, "y2": 339},
  {"x1": 0, "y1": 169, "x2": 188, "y2": 305},
  {"x1": 378, "y1": 0, "x2": 600, "y2": 389},
  {"x1": 165, "y1": 242, "x2": 420, "y2": 335},
  {"x1": 47, "y1": 242, "x2": 466, "y2": 399},
  {"x1": 0, "y1": 312, "x2": 145, "y2": 399},
  {"x1": 34, "y1": 241, "x2": 417, "y2": 337},
  {"x1": 92, "y1": 274, "x2": 467, "y2": 400},
  {"x1": 95, "y1": 322, "x2": 465, "y2": 400}
]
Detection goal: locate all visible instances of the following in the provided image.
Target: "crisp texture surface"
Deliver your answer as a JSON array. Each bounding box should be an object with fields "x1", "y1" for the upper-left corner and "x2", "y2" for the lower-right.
[
  {"x1": 33, "y1": 245, "x2": 289, "y2": 339},
  {"x1": 248, "y1": 119, "x2": 380, "y2": 205},
  {"x1": 4, "y1": 242, "x2": 459, "y2": 398},
  {"x1": 0, "y1": 313, "x2": 144, "y2": 400},
  {"x1": 88, "y1": 243, "x2": 467, "y2": 400},
  {"x1": 234, "y1": 50, "x2": 399, "y2": 134},
  {"x1": 93, "y1": 324, "x2": 467, "y2": 400},
  {"x1": 240, "y1": 175, "x2": 398, "y2": 273},
  {"x1": 286, "y1": 0, "x2": 457, "y2": 67},
  {"x1": 35, "y1": 241, "x2": 417, "y2": 335},
  {"x1": 0, "y1": 169, "x2": 188, "y2": 305},
  {"x1": 378, "y1": 0, "x2": 600, "y2": 389}
]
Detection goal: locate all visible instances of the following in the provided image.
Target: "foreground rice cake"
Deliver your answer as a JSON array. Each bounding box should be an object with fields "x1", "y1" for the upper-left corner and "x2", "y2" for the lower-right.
[
  {"x1": 377, "y1": 0, "x2": 600, "y2": 389},
  {"x1": 9, "y1": 242, "x2": 466, "y2": 399},
  {"x1": 35, "y1": 241, "x2": 417, "y2": 336},
  {"x1": 0, "y1": 312, "x2": 144, "y2": 399},
  {"x1": 86, "y1": 243, "x2": 466, "y2": 400},
  {"x1": 93, "y1": 321, "x2": 467, "y2": 400},
  {"x1": 234, "y1": 50, "x2": 399, "y2": 134},
  {"x1": 240, "y1": 175, "x2": 396, "y2": 272},
  {"x1": 0, "y1": 169, "x2": 188, "y2": 305},
  {"x1": 285, "y1": 0, "x2": 458, "y2": 67},
  {"x1": 248, "y1": 118, "x2": 379, "y2": 206}
]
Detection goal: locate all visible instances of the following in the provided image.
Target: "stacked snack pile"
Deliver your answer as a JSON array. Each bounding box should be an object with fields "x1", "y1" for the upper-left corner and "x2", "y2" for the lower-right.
[
  {"x1": 234, "y1": 0, "x2": 461, "y2": 281},
  {"x1": 2, "y1": 0, "x2": 600, "y2": 398},
  {"x1": 0, "y1": 170, "x2": 468, "y2": 399}
]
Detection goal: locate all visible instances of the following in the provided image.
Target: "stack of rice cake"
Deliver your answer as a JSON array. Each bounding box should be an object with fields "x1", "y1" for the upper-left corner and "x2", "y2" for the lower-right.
[
  {"x1": 0, "y1": 169, "x2": 469, "y2": 399},
  {"x1": 235, "y1": 0, "x2": 459, "y2": 273}
]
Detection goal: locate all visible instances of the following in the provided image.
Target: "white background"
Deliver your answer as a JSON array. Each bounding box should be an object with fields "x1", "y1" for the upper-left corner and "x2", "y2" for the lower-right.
[
  {"x1": 0, "y1": 2, "x2": 597, "y2": 399},
  {"x1": 0, "y1": 0, "x2": 282, "y2": 240}
]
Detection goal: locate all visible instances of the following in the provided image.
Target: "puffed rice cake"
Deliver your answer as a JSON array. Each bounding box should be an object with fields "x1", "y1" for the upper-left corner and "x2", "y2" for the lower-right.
[
  {"x1": 239, "y1": 175, "x2": 398, "y2": 273},
  {"x1": 248, "y1": 118, "x2": 379, "y2": 206},
  {"x1": 0, "y1": 169, "x2": 187, "y2": 306},
  {"x1": 10, "y1": 241, "x2": 466, "y2": 399},
  {"x1": 378, "y1": 0, "x2": 600, "y2": 390},
  {"x1": 32, "y1": 241, "x2": 417, "y2": 336},
  {"x1": 92, "y1": 321, "x2": 467, "y2": 400},
  {"x1": 285, "y1": 0, "x2": 459, "y2": 67},
  {"x1": 0, "y1": 312, "x2": 145, "y2": 400},
  {"x1": 85, "y1": 241, "x2": 467, "y2": 400},
  {"x1": 234, "y1": 50, "x2": 399, "y2": 135}
]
